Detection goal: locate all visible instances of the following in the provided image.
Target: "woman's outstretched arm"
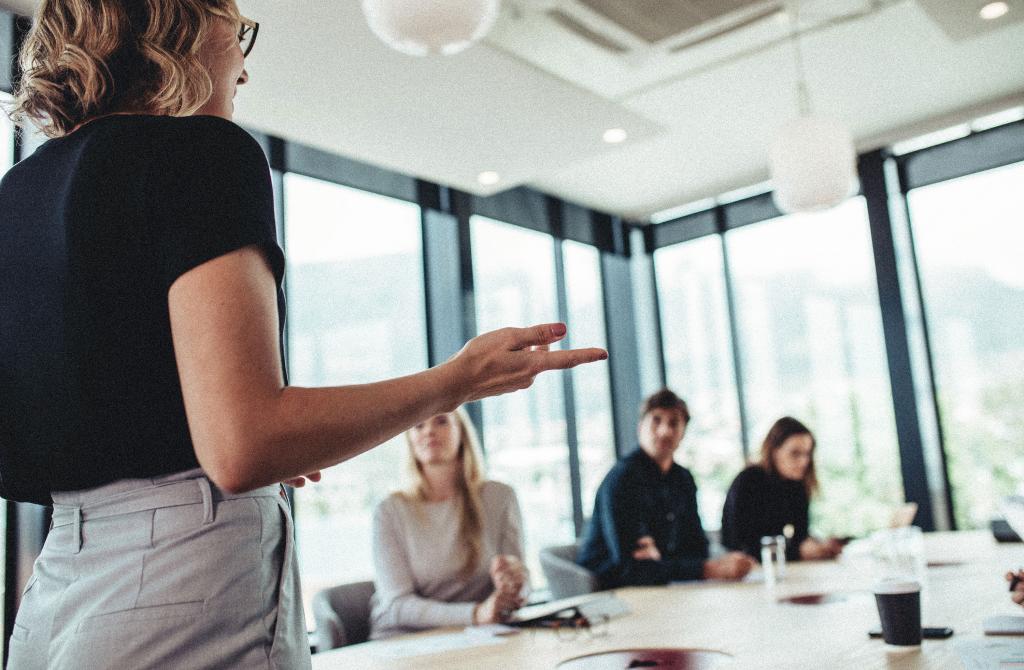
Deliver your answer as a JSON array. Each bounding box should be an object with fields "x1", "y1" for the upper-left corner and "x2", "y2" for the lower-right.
[{"x1": 169, "y1": 245, "x2": 607, "y2": 493}]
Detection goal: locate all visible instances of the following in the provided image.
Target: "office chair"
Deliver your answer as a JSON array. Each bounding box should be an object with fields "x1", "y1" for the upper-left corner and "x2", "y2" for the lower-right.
[
  {"x1": 539, "y1": 544, "x2": 599, "y2": 600},
  {"x1": 311, "y1": 580, "x2": 376, "y2": 652}
]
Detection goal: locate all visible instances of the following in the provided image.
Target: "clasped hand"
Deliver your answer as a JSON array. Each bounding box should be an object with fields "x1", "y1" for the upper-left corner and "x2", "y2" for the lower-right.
[{"x1": 474, "y1": 555, "x2": 528, "y2": 625}]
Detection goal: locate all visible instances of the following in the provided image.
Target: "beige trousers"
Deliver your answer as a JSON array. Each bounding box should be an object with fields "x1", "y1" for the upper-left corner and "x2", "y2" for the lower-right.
[{"x1": 8, "y1": 469, "x2": 311, "y2": 669}]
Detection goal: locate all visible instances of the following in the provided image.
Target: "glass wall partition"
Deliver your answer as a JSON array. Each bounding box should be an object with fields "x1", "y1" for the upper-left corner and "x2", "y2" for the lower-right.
[
  {"x1": 906, "y1": 161, "x2": 1024, "y2": 529},
  {"x1": 283, "y1": 174, "x2": 427, "y2": 616}
]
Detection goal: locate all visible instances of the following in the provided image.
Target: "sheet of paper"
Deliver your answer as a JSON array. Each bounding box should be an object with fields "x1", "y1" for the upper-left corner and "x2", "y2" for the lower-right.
[
  {"x1": 369, "y1": 631, "x2": 508, "y2": 659},
  {"x1": 465, "y1": 623, "x2": 520, "y2": 637},
  {"x1": 956, "y1": 637, "x2": 1024, "y2": 669}
]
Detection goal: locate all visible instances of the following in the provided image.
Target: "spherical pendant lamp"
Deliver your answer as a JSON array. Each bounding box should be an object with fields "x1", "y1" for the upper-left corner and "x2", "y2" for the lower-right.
[
  {"x1": 362, "y1": 0, "x2": 501, "y2": 57},
  {"x1": 769, "y1": 2, "x2": 856, "y2": 214},
  {"x1": 769, "y1": 114, "x2": 857, "y2": 213}
]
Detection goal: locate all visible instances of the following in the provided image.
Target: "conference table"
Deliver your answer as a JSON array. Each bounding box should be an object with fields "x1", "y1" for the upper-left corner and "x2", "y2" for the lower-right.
[{"x1": 312, "y1": 531, "x2": 1022, "y2": 669}]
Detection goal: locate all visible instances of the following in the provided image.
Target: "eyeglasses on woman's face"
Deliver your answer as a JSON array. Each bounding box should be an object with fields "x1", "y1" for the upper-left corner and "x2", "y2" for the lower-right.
[{"x1": 238, "y1": 16, "x2": 259, "y2": 58}]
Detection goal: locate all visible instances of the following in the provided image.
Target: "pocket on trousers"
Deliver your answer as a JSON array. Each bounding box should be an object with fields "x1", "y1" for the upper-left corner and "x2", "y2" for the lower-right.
[
  {"x1": 11, "y1": 622, "x2": 30, "y2": 642},
  {"x1": 76, "y1": 600, "x2": 206, "y2": 633},
  {"x1": 21, "y1": 573, "x2": 38, "y2": 596},
  {"x1": 266, "y1": 495, "x2": 295, "y2": 659}
]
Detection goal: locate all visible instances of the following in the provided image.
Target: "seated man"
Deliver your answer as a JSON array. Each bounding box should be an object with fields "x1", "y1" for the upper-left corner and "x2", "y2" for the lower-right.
[{"x1": 577, "y1": 389, "x2": 754, "y2": 588}]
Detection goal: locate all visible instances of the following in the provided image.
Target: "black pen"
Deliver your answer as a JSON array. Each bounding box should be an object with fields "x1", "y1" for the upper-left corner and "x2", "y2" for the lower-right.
[{"x1": 1011, "y1": 570, "x2": 1022, "y2": 592}]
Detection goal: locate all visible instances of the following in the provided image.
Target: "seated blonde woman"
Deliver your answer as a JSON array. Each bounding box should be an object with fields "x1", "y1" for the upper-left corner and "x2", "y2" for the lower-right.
[{"x1": 369, "y1": 409, "x2": 527, "y2": 639}]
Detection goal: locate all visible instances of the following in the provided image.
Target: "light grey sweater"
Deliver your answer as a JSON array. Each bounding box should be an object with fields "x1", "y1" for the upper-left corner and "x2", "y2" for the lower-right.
[{"x1": 369, "y1": 480, "x2": 525, "y2": 639}]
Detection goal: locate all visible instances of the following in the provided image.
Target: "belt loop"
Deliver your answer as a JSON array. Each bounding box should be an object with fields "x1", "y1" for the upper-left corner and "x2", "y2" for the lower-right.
[
  {"x1": 198, "y1": 477, "x2": 214, "y2": 525},
  {"x1": 72, "y1": 507, "x2": 82, "y2": 554}
]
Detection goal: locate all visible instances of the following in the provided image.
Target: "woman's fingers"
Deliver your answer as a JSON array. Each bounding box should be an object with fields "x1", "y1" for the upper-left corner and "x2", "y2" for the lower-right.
[
  {"x1": 283, "y1": 472, "x2": 322, "y2": 487},
  {"x1": 532, "y1": 347, "x2": 608, "y2": 372},
  {"x1": 507, "y1": 323, "x2": 567, "y2": 350}
]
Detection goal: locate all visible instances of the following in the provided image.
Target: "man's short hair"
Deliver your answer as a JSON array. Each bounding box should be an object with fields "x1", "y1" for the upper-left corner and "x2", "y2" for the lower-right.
[{"x1": 639, "y1": 388, "x2": 690, "y2": 424}]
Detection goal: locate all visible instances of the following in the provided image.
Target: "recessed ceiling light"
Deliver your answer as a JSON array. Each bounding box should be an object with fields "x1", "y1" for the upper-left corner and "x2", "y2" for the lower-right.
[
  {"x1": 603, "y1": 128, "x2": 628, "y2": 144},
  {"x1": 979, "y1": 2, "x2": 1009, "y2": 20},
  {"x1": 477, "y1": 171, "x2": 500, "y2": 186}
]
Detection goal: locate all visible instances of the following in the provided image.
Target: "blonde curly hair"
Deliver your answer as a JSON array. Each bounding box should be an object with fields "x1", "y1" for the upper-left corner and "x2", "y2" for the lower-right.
[{"x1": 11, "y1": 0, "x2": 240, "y2": 138}]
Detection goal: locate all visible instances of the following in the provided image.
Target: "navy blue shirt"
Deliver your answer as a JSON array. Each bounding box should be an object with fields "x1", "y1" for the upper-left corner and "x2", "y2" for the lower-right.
[
  {"x1": 577, "y1": 448, "x2": 710, "y2": 588},
  {"x1": 0, "y1": 115, "x2": 285, "y2": 504},
  {"x1": 721, "y1": 465, "x2": 810, "y2": 562}
]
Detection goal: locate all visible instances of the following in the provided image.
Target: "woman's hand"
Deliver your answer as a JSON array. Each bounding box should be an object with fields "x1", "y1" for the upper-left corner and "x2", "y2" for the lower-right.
[
  {"x1": 473, "y1": 588, "x2": 523, "y2": 625},
  {"x1": 799, "y1": 537, "x2": 842, "y2": 560},
  {"x1": 445, "y1": 324, "x2": 607, "y2": 408},
  {"x1": 490, "y1": 555, "x2": 527, "y2": 598},
  {"x1": 283, "y1": 471, "x2": 322, "y2": 488}
]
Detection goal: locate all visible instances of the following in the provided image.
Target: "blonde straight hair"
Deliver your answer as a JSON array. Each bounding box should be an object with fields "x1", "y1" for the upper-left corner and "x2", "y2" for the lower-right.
[
  {"x1": 403, "y1": 408, "x2": 486, "y2": 580},
  {"x1": 11, "y1": 0, "x2": 241, "y2": 137}
]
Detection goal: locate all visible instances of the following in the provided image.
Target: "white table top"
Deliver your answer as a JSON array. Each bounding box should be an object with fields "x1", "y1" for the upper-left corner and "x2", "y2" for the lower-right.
[{"x1": 312, "y1": 531, "x2": 1023, "y2": 669}]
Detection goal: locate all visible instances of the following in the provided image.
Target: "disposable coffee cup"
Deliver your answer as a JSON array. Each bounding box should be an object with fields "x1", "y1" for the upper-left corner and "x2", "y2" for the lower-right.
[{"x1": 873, "y1": 579, "x2": 922, "y2": 646}]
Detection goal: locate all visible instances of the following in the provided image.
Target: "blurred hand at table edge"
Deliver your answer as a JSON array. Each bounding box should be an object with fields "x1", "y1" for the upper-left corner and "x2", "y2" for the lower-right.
[
  {"x1": 799, "y1": 537, "x2": 844, "y2": 561},
  {"x1": 1007, "y1": 570, "x2": 1024, "y2": 607},
  {"x1": 704, "y1": 551, "x2": 755, "y2": 580},
  {"x1": 473, "y1": 585, "x2": 524, "y2": 625}
]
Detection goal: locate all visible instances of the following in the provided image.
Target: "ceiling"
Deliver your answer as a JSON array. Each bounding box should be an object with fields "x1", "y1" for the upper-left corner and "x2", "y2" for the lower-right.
[{"x1": 4, "y1": 0, "x2": 1023, "y2": 220}]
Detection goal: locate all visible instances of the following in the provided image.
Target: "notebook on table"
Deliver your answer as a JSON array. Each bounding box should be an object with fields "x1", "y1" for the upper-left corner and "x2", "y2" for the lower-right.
[{"x1": 508, "y1": 592, "x2": 631, "y2": 626}]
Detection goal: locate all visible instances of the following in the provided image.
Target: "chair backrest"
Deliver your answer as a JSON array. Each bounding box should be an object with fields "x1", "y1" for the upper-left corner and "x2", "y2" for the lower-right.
[
  {"x1": 539, "y1": 544, "x2": 600, "y2": 600},
  {"x1": 311, "y1": 580, "x2": 376, "y2": 652}
]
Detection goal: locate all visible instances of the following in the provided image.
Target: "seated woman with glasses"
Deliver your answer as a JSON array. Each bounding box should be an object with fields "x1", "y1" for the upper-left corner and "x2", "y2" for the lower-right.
[
  {"x1": 721, "y1": 417, "x2": 844, "y2": 562},
  {"x1": 370, "y1": 409, "x2": 528, "y2": 639}
]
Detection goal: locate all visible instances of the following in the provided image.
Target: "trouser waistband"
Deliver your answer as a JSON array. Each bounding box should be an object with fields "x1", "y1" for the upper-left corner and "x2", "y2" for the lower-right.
[{"x1": 51, "y1": 472, "x2": 283, "y2": 553}]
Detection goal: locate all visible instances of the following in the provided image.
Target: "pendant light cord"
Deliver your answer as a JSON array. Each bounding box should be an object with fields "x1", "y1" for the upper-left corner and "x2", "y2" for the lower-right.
[{"x1": 788, "y1": 0, "x2": 812, "y2": 116}]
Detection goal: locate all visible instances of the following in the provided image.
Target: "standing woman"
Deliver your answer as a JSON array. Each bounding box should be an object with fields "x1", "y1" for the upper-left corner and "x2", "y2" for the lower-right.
[
  {"x1": 721, "y1": 417, "x2": 844, "y2": 562},
  {"x1": 370, "y1": 409, "x2": 527, "y2": 639},
  {"x1": 0, "y1": 1, "x2": 605, "y2": 668}
]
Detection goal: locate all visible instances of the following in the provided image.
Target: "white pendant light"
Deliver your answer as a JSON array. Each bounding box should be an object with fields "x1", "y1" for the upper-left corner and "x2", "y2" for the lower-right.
[
  {"x1": 770, "y1": 116, "x2": 856, "y2": 213},
  {"x1": 362, "y1": 0, "x2": 501, "y2": 57},
  {"x1": 769, "y1": 2, "x2": 856, "y2": 214}
]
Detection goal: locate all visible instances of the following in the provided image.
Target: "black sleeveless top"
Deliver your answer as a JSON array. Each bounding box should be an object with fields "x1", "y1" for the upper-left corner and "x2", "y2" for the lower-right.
[{"x1": 0, "y1": 115, "x2": 285, "y2": 504}]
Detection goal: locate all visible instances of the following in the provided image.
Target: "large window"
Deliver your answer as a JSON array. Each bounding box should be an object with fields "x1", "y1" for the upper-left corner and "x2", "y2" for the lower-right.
[
  {"x1": 725, "y1": 199, "x2": 904, "y2": 537},
  {"x1": 907, "y1": 161, "x2": 1024, "y2": 529},
  {"x1": 562, "y1": 241, "x2": 615, "y2": 521},
  {"x1": 654, "y1": 236, "x2": 744, "y2": 530},
  {"x1": 283, "y1": 174, "x2": 427, "y2": 616},
  {"x1": 471, "y1": 216, "x2": 571, "y2": 585}
]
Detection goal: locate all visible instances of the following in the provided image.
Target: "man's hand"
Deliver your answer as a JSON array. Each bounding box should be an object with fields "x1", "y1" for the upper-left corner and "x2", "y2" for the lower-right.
[{"x1": 632, "y1": 535, "x2": 662, "y2": 561}]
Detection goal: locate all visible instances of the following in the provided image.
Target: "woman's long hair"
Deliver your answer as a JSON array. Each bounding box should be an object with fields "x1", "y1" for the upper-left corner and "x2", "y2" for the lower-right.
[
  {"x1": 403, "y1": 408, "x2": 486, "y2": 580},
  {"x1": 11, "y1": 0, "x2": 240, "y2": 137},
  {"x1": 758, "y1": 416, "x2": 819, "y2": 497}
]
